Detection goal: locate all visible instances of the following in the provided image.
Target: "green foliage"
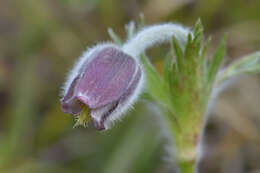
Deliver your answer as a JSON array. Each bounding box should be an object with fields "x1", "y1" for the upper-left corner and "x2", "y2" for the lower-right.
[
  {"x1": 138, "y1": 19, "x2": 260, "y2": 173},
  {"x1": 108, "y1": 28, "x2": 123, "y2": 45},
  {"x1": 142, "y1": 19, "x2": 227, "y2": 126},
  {"x1": 207, "y1": 36, "x2": 226, "y2": 84},
  {"x1": 109, "y1": 19, "x2": 228, "y2": 173},
  {"x1": 217, "y1": 51, "x2": 260, "y2": 84},
  {"x1": 108, "y1": 19, "x2": 233, "y2": 173},
  {"x1": 140, "y1": 54, "x2": 172, "y2": 111}
]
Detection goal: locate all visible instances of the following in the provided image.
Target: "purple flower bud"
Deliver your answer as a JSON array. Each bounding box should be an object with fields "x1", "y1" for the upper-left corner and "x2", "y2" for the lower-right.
[{"x1": 61, "y1": 44, "x2": 143, "y2": 130}]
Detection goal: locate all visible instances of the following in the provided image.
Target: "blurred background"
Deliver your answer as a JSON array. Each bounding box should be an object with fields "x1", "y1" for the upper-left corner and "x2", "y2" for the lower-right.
[{"x1": 0, "y1": 0, "x2": 260, "y2": 172}]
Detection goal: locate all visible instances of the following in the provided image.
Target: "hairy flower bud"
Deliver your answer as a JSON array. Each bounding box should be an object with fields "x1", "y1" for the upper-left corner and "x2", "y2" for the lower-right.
[{"x1": 61, "y1": 44, "x2": 143, "y2": 130}]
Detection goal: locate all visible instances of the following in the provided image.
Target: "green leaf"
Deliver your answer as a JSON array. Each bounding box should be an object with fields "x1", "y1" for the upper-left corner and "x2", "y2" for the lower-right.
[
  {"x1": 216, "y1": 51, "x2": 260, "y2": 84},
  {"x1": 172, "y1": 36, "x2": 184, "y2": 72},
  {"x1": 184, "y1": 33, "x2": 194, "y2": 59},
  {"x1": 207, "y1": 35, "x2": 226, "y2": 84},
  {"x1": 163, "y1": 52, "x2": 173, "y2": 83},
  {"x1": 194, "y1": 18, "x2": 203, "y2": 36},
  {"x1": 140, "y1": 54, "x2": 172, "y2": 108},
  {"x1": 108, "y1": 28, "x2": 123, "y2": 45},
  {"x1": 200, "y1": 37, "x2": 211, "y2": 69}
]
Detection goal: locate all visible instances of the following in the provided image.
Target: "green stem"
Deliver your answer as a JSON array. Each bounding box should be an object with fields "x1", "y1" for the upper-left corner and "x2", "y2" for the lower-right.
[
  {"x1": 168, "y1": 109, "x2": 203, "y2": 173},
  {"x1": 174, "y1": 133, "x2": 197, "y2": 173},
  {"x1": 178, "y1": 160, "x2": 195, "y2": 173}
]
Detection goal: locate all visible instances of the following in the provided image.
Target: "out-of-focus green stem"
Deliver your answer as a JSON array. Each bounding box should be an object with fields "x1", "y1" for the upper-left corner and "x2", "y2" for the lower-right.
[
  {"x1": 174, "y1": 129, "x2": 198, "y2": 173},
  {"x1": 174, "y1": 112, "x2": 203, "y2": 173},
  {"x1": 164, "y1": 98, "x2": 205, "y2": 173},
  {"x1": 178, "y1": 160, "x2": 195, "y2": 173}
]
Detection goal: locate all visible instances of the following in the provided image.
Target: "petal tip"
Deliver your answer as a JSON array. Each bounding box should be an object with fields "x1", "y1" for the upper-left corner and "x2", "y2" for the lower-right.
[{"x1": 92, "y1": 117, "x2": 106, "y2": 131}]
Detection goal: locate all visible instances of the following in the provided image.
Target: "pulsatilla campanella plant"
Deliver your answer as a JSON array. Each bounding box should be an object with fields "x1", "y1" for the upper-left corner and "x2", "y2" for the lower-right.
[
  {"x1": 61, "y1": 21, "x2": 190, "y2": 130},
  {"x1": 61, "y1": 19, "x2": 260, "y2": 173},
  {"x1": 61, "y1": 44, "x2": 143, "y2": 130}
]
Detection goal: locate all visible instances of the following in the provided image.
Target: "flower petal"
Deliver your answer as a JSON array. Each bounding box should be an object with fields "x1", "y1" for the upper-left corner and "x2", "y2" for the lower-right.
[
  {"x1": 96, "y1": 65, "x2": 142, "y2": 129},
  {"x1": 61, "y1": 75, "x2": 82, "y2": 115},
  {"x1": 91, "y1": 101, "x2": 118, "y2": 130},
  {"x1": 76, "y1": 46, "x2": 137, "y2": 108}
]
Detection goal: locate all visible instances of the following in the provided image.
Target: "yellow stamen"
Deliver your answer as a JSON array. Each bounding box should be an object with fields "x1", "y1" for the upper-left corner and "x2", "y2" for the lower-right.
[{"x1": 74, "y1": 105, "x2": 91, "y2": 128}]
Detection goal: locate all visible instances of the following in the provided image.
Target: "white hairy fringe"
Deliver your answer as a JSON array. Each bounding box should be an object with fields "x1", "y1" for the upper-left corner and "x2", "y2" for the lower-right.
[{"x1": 122, "y1": 23, "x2": 191, "y2": 58}]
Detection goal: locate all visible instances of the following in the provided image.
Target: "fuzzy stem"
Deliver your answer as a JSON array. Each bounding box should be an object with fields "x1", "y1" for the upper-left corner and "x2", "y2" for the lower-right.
[
  {"x1": 174, "y1": 111, "x2": 202, "y2": 173},
  {"x1": 122, "y1": 23, "x2": 191, "y2": 58},
  {"x1": 178, "y1": 161, "x2": 195, "y2": 173}
]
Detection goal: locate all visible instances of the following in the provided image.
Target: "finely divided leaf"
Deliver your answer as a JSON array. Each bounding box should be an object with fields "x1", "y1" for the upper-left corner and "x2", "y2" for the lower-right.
[
  {"x1": 216, "y1": 51, "x2": 260, "y2": 84},
  {"x1": 172, "y1": 36, "x2": 184, "y2": 72},
  {"x1": 163, "y1": 52, "x2": 173, "y2": 83},
  {"x1": 140, "y1": 54, "x2": 172, "y2": 108},
  {"x1": 207, "y1": 35, "x2": 226, "y2": 84}
]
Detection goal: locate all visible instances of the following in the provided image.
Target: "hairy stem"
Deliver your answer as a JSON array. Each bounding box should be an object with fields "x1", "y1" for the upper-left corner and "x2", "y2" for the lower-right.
[{"x1": 122, "y1": 23, "x2": 191, "y2": 58}]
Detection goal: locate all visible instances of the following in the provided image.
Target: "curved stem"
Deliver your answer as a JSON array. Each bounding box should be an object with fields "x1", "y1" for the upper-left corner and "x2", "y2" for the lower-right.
[{"x1": 122, "y1": 23, "x2": 191, "y2": 58}]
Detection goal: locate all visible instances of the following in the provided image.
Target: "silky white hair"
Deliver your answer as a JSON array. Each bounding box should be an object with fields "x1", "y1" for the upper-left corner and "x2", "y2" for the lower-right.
[{"x1": 122, "y1": 23, "x2": 191, "y2": 58}]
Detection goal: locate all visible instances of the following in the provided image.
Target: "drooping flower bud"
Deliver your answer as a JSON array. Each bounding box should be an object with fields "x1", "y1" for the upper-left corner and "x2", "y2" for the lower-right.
[{"x1": 61, "y1": 44, "x2": 144, "y2": 130}]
